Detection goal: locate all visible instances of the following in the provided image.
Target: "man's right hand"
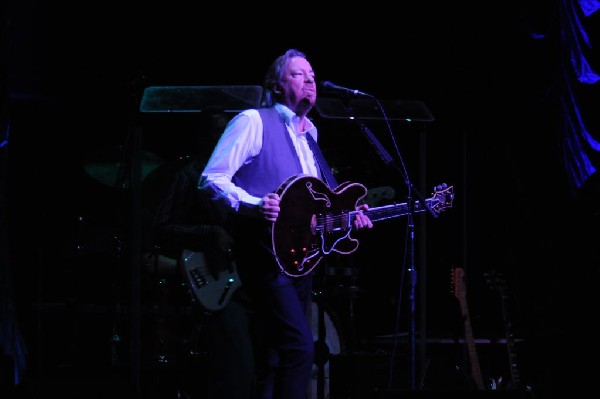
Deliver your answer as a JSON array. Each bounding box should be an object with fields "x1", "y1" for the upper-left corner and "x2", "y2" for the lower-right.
[{"x1": 259, "y1": 193, "x2": 280, "y2": 222}]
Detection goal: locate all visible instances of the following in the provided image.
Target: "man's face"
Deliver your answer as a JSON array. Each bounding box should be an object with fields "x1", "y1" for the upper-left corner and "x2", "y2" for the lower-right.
[{"x1": 279, "y1": 56, "x2": 316, "y2": 112}]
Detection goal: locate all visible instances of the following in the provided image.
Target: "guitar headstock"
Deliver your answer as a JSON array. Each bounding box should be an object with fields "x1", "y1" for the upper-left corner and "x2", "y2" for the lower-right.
[{"x1": 430, "y1": 184, "x2": 454, "y2": 213}]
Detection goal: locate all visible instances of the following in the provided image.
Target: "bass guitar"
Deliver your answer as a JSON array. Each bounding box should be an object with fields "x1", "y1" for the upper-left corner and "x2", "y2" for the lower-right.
[
  {"x1": 271, "y1": 174, "x2": 454, "y2": 277},
  {"x1": 179, "y1": 249, "x2": 242, "y2": 312}
]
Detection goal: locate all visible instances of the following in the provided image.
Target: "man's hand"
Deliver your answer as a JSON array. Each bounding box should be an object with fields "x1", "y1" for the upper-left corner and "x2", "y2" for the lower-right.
[
  {"x1": 260, "y1": 193, "x2": 280, "y2": 222},
  {"x1": 354, "y1": 203, "x2": 373, "y2": 230}
]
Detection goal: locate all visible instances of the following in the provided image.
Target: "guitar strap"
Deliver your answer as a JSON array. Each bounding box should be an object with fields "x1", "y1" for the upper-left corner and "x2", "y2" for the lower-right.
[{"x1": 306, "y1": 133, "x2": 338, "y2": 189}]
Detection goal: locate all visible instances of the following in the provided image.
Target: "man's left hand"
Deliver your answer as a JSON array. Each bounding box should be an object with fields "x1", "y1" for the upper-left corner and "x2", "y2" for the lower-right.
[{"x1": 354, "y1": 204, "x2": 373, "y2": 230}]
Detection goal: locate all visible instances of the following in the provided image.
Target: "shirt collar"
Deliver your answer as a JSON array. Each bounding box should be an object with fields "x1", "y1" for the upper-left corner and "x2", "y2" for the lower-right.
[
  {"x1": 274, "y1": 103, "x2": 316, "y2": 135},
  {"x1": 274, "y1": 103, "x2": 295, "y2": 124}
]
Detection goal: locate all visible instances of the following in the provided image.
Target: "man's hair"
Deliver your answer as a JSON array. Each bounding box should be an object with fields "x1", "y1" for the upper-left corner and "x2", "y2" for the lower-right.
[{"x1": 261, "y1": 48, "x2": 307, "y2": 107}]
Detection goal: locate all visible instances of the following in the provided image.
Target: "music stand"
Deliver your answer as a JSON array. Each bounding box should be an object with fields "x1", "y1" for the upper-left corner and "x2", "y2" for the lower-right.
[
  {"x1": 126, "y1": 86, "x2": 262, "y2": 395},
  {"x1": 315, "y1": 97, "x2": 435, "y2": 122},
  {"x1": 140, "y1": 85, "x2": 263, "y2": 113},
  {"x1": 315, "y1": 96, "x2": 435, "y2": 391}
]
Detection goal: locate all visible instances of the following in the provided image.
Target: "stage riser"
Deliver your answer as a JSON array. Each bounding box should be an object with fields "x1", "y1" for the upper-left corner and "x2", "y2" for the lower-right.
[
  {"x1": 329, "y1": 353, "x2": 532, "y2": 399},
  {"x1": 376, "y1": 393, "x2": 531, "y2": 399}
]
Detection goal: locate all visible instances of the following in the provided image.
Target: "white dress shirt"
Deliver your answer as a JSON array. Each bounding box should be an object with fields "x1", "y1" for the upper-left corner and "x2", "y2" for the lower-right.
[{"x1": 199, "y1": 103, "x2": 319, "y2": 212}]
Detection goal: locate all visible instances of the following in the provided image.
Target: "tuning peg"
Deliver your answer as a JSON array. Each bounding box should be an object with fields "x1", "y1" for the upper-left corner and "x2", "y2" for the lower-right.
[{"x1": 434, "y1": 183, "x2": 448, "y2": 192}]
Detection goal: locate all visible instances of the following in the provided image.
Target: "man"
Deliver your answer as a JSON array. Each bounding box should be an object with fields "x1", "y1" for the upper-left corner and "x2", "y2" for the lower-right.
[{"x1": 199, "y1": 48, "x2": 373, "y2": 399}]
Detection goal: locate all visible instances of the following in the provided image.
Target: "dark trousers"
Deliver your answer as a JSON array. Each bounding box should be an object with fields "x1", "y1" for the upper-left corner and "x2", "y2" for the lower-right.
[
  {"x1": 248, "y1": 269, "x2": 314, "y2": 399},
  {"x1": 232, "y1": 218, "x2": 315, "y2": 399}
]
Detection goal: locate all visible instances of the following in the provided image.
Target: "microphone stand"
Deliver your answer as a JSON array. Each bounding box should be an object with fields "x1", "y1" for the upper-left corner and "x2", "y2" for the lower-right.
[{"x1": 350, "y1": 111, "x2": 437, "y2": 391}]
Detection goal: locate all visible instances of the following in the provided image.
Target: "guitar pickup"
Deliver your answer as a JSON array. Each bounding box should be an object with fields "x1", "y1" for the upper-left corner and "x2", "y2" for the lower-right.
[{"x1": 189, "y1": 267, "x2": 208, "y2": 288}]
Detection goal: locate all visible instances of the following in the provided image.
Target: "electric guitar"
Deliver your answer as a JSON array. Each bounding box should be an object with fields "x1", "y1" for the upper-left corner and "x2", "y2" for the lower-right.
[
  {"x1": 452, "y1": 267, "x2": 486, "y2": 390},
  {"x1": 485, "y1": 270, "x2": 525, "y2": 391},
  {"x1": 272, "y1": 174, "x2": 454, "y2": 277},
  {"x1": 179, "y1": 249, "x2": 242, "y2": 312}
]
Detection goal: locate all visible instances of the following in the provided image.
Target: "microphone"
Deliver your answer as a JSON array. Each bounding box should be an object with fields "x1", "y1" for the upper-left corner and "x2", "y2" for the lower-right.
[{"x1": 319, "y1": 80, "x2": 369, "y2": 97}]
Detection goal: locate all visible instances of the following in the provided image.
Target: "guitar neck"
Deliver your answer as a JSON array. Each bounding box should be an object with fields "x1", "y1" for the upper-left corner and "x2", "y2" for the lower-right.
[
  {"x1": 500, "y1": 292, "x2": 521, "y2": 385},
  {"x1": 359, "y1": 198, "x2": 432, "y2": 223},
  {"x1": 485, "y1": 271, "x2": 523, "y2": 389},
  {"x1": 453, "y1": 267, "x2": 485, "y2": 391},
  {"x1": 461, "y1": 304, "x2": 486, "y2": 390}
]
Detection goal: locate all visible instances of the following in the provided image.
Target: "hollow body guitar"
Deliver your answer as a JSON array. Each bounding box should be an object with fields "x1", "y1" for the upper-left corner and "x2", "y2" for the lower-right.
[{"x1": 272, "y1": 174, "x2": 454, "y2": 277}]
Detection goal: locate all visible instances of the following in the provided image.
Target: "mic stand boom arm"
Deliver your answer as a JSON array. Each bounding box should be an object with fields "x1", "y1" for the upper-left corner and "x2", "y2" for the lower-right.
[{"x1": 356, "y1": 119, "x2": 438, "y2": 218}]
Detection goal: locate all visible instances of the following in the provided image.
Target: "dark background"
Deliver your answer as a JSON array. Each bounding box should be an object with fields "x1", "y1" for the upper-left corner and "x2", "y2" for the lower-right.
[{"x1": 3, "y1": 1, "x2": 598, "y2": 399}]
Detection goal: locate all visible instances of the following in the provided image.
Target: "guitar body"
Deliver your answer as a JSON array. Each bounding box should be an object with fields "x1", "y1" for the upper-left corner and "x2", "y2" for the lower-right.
[
  {"x1": 272, "y1": 175, "x2": 368, "y2": 277},
  {"x1": 180, "y1": 249, "x2": 242, "y2": 312}
]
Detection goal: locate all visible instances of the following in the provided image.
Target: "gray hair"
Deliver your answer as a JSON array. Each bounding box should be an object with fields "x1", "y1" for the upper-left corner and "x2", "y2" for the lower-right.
[{"x1": 261, "y1": 49, "x2": 307, "y2": 107}]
